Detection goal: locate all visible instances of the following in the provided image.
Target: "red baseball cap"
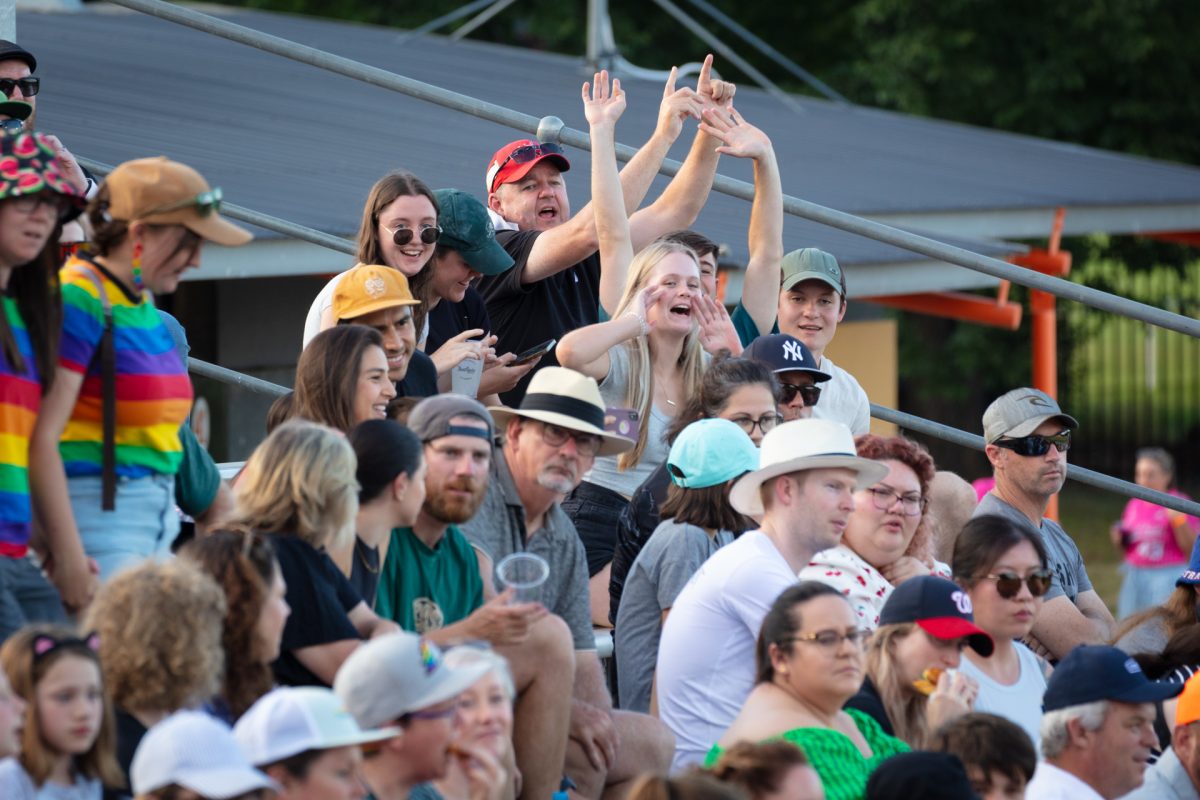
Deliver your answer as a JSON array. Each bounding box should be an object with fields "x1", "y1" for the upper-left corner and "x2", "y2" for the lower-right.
[
  {"x1": 879, "y1": 576, "x2": 995, "y2": 656},
  {"x1": 485, "y1": 139, "x2": 570, "y2": 194}
]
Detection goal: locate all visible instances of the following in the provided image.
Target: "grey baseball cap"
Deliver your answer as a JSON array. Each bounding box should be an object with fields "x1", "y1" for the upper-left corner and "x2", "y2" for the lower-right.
[
  {"x1": 780, "y1": 248, "x2": 846, "y2": 297},
  {"x1": 982, "y1": 387, "x2": 1078, "y2": 444},
  {"x1": 408, "y1": 394, "x2": 494, "y2": 443}
]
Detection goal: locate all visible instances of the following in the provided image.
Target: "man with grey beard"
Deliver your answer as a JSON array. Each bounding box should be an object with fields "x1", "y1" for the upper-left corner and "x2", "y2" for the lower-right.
[{"x1": 462, "y1": 367, "x2": 676, "y2": 798}]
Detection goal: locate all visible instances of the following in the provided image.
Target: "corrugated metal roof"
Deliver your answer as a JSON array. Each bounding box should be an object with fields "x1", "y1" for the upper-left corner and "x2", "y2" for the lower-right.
[{"x1": 18, "y1": 6, "x2": 1199, "y2": 276}]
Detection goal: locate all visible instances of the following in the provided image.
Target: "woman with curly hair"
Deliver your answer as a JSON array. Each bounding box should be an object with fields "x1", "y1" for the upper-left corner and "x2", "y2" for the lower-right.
[
  {"x1": 799, "y1": 434, "x2": 941, "y2": 629},
  {"x1": 82, "y1": 559, "x2": 226, "y2": 782},
  {"x1": 179, "y1": 531, "x2": 291, "y2": 724},
  {"x1": 706, "y1": 740, "x2": 823, "y2": 800},
  {"x1": 232, "y1": 420, "x2": 400, "y2": 689}
]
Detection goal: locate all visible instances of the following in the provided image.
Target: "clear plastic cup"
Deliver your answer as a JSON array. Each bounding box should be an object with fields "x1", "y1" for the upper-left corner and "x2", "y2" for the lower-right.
[{"x1": 495, "y1": 552, "x2": 549, "y2": 605}]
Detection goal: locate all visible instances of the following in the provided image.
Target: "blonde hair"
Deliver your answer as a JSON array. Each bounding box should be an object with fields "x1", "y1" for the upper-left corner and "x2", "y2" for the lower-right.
[
  {"x1": 233, "y1": 420, "x2": 359, "y2": 550},
  {"x1": 443, "y1": 646, "x2": 515, "y2": 700},
  {"x1": 865, "y1": 623, "x2": 933, "y2": 748},
  {"x1": 84, "y1": 561, "x2": 226, "y2": 713},
  {"x1": 611, "y1": 240, "x2": 708, "y2": 470}
]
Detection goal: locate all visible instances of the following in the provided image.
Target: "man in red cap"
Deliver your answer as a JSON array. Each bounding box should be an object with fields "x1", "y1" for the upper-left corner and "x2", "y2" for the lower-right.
[{"x1": 481, "y1": 55, "x2": 734, "y2": 404}]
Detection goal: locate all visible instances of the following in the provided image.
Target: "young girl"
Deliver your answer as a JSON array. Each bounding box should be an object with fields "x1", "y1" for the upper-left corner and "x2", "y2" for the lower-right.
[
  {"x1": 0, "y1": 624, "x2": 123, "y2": 799},
  {"x1": 614, "y1": 418, "x2": 759, "y2": 713}
]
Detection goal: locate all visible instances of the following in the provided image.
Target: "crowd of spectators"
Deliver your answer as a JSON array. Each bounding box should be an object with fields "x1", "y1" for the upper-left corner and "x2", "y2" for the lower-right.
[{"x1": 0, "y1": 34, "x2": 1198, "y2": 800}]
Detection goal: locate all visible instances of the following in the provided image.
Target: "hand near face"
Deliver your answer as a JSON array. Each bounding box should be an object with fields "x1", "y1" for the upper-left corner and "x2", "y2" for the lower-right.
[
  {"x1": 879, "y1": 555, "x2": 932, "y2": 587},
  {"x1": 693, "y1": 293, "x2": 743, "y2": 356}
]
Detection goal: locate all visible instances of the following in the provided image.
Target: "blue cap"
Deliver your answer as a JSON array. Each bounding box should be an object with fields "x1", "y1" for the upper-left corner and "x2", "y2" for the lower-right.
[
  {"x1": 1178, "y1": 536, "x2": 1200, "y2": 585},
  {"x1": 1043, "y1": 645, "x2": 1183, "y2": 712},
  {"x1": 666, "y1": 418, "x2": 759, "y2": 489},
  {"x1": 743, "y1": 334, "x2": 831, "y2": 382}
]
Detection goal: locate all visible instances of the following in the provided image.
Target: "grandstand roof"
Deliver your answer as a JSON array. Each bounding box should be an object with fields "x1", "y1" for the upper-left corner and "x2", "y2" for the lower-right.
[{"x1": 20, "y1": 5, "x2": 1200, "y2": 296}]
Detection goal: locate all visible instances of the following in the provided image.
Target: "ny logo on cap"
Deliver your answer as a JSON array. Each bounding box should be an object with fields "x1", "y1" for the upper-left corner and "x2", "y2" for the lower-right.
[
  {"x1": 951, "y1": 590, "x2": 972, "y2": 615},
  {"x1": 782, "y1": 340, "x2": 806, "y2": 363},
  {"x1": 364, "y1": 276, "x2": 386, "y2": 298},
  {"x1": 1125, "y1": 657, "x2": 1141, "y2": 675}
]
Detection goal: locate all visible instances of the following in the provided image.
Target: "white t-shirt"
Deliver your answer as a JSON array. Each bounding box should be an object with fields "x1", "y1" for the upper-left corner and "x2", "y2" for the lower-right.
[
  {"x1": 655, "y1": 529, "x2": 798, "y2": 771},
  {"x1": 957, "y1": 642, "x2": 1048, "y2": 751},
  {"x1": 303, "y1": 270, "x2": 349, "y2": 347},
  {"x1": 1026, "y1": 762, "x2": 1105, "y2": 800},
  {"x1": 811, "y1": 355, "x2": 870, "y2": 435}
]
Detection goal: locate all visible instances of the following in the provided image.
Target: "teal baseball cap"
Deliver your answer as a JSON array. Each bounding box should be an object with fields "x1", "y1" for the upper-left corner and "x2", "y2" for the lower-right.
[
  {"x1": 781, "y1": 247, "x2": 846, "y2": 297},
  {"x1": 666, "y1": 418, "x2": 760, "y2": 489},
  {"x1": 433, "y1": 188, "x2": 514, "y2": 276}
]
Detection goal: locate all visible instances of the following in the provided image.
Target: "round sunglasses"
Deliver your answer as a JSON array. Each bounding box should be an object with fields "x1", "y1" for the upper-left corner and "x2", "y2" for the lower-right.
[{"x1": 382, "y1": 223, "x2": 441, "y2": 247}]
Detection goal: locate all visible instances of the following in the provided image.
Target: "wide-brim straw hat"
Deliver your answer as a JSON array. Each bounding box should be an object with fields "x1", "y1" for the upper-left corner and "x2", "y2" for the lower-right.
[
  {"x1": 489, "y1": 366, "x2": 634, "y2": 457},
  {"x1": 729, "y1": 418, "x2": 890, "y2": 516}
]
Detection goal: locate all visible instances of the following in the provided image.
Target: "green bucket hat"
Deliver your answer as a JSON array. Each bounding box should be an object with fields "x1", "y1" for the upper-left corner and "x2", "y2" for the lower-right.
[
  {"x1": 433, "y1": 188, "x2": 514, "y2": 276},
  {"x1": 0, "y1": 130, "x2": 86, "y2": 221}
]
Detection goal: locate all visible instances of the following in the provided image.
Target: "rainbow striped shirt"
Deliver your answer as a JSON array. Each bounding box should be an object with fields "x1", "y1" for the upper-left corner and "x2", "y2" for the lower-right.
[
  {"x1": 0, "y1": 297, "x2": 40, "y2": 556},
  {"x1": 57, "y1": 257, "x2": 192, "y2": 480}
]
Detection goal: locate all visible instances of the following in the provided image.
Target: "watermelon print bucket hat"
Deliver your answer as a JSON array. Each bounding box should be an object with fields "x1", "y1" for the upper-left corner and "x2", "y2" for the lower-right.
[{"x1": 0, "y1": 130, "x2": 86, "y2": 222}]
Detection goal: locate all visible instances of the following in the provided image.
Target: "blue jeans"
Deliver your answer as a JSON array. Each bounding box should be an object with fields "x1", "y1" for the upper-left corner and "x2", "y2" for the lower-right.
[
  {"x1": 69, "y1": 474, "x2": 180, "y2": 581},
  {"x1": 0, "y1": 556, "x2": 67, "y2": 644}
]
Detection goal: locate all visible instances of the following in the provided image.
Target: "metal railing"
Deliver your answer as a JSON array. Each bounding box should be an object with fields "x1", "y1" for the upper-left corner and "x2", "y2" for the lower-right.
[
  {"x1": 90, "y1": 0, "x2": 1200, "y2": 518},
  {"x1": 105, "y1": 0, "x2": 1200, "y2": 339}
]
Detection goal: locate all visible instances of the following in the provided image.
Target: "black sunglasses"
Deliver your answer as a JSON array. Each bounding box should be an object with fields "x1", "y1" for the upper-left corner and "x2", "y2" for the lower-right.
[
  {"x1": 994, "y1": 430, "x2": 1071, "y2": 457},
  {"x1": 983, "y1": 569, "x2": 1053, "y2": 599},
  {"x1": 382, "y1": 223, "x2": 441, "y2": 247},
  {"x1": 780, "y1": 383, "x2": 821, "y2": 407},
  {"x1": 0, "y1": 77, "x2": 39, "y2": 98}
]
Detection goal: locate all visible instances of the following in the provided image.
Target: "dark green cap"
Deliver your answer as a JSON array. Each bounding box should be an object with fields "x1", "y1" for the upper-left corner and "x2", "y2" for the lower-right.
[
  {"x1": 433, "y1": 188, "x2": 514, "y2": 276},
  {"x1": 781, "y1": 247, "x2": 846, "y2": 297}
]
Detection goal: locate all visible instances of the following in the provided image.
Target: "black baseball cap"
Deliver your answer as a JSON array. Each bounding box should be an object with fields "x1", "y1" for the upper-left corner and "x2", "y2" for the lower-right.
[
  {"x1": 879, "y1": 575, "x2": 994, "y2": 657},
  {"x1": 0, "y1": 40, "x2": 36, "y2": 72},
  {"x1": 743, "y1": 334, "x2": 831, "y2": 382},
  {"x1": 866, "y1": 752, "x2": 980, "y2": 800},
  {"x1": 1043, "y1": 644, "x2": 1183, "y2": 712}
]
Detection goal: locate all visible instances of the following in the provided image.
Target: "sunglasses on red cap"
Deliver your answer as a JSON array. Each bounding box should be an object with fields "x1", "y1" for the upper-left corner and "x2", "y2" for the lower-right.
[{"x1": 487, "y1": 142, "x2": 566, "y2": 193}]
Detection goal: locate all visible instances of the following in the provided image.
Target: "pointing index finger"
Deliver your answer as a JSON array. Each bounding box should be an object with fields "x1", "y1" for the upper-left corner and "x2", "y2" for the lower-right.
[
  {"x1": 663, "y1": 65, "x2": 678, "y2": 98},
  {"x1": 696, "y1": 53, "x2": 714, "y2": 91}
]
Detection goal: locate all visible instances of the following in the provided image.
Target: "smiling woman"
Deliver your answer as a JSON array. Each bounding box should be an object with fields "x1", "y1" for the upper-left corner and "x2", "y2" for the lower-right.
[
  {"x1": 28, "y1": 155, "x2": 252, "y2": 594},
  {"x1": 292, "y1": 325, "x2": 394, "y2": 432},
  {"x1": 0, "y1": 131, "x2": 85, "y2": 638}
]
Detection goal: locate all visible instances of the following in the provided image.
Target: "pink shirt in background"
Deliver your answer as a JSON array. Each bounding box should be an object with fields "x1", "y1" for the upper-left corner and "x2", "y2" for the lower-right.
[{"x1": 1121, "y1": 490, "x2": 1199, "y2": 568}]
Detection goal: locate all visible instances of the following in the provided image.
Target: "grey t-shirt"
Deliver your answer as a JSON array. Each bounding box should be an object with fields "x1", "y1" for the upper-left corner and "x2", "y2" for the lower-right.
[
  {"x1": 974, "y1": 492, "x2": 1093, "y2": 602},
  {"x1": 584, "y1": 343, "x2": 673, "y2": 498},
  {"x1": 460, "y1": 452, "x2": 595, "y2": 651},
  {"x1": 614, "y1": 519, "x2": 735, "y2": 713},
  {"x1": 0, "y1": 758, "x2": 101, "y2": 800}
]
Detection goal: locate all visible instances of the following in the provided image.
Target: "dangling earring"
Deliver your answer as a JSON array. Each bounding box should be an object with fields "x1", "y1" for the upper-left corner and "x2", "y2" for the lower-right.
[{"x1": 131, "y1": 241, "x2": 144, "y2": 291}]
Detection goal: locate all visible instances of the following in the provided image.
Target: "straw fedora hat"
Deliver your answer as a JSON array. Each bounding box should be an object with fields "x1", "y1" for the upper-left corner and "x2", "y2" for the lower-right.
[
  {"x1": 489, "y1": 367, "x2": 634, "y2": 457},
  {"x1": 729, "y1": 418, "x2": 889, "y2": 516}
]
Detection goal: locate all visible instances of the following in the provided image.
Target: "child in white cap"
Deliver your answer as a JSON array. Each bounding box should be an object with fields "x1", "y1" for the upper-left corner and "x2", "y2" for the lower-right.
[{"x1": 131, "y1": 710, "x2": 276, "y2": 800}]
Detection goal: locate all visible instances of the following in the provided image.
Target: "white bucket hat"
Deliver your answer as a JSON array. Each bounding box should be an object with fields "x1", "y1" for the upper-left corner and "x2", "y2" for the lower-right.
[
  {"x1": 131, "y1": 711, "x2": 278, "y2": 799},
  {"x1": 489, "y1": 366, "x2": 635, "y2": 456},
  {"x1": 729, "y1": 418, "x2": 889, "y2": 516},
  {"x1": 234, "y1": 686, "x2": 401, "y2": 767}
]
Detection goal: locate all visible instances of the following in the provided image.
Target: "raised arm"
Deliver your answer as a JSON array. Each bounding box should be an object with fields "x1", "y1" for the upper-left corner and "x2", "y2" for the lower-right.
[
  {"x1": 518, "y1": 64, "x2": 705, "y2": 287},
  {"x1": 586, "y1": 71, "x2": 635, "y2": 317},
  {"x1": 628, "y1": 55, "x2": 732, "y2": 251},
  {"x1": 557, "y1": 287, "x2": 662, "y2": 382},
  {"x1": 700, "y1": 107, "x2": 783, "y2": 336}
]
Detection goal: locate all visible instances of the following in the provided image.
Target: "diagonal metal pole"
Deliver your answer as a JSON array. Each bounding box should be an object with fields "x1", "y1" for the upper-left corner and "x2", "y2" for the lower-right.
[
  {"x1": 397, "y1": 0, "x2": 497, "y2": 42},
  {"x1": 78, "y1": 156, "x2": 357, "y2": 256},
  {"x1": 645, "y1": 0, "x2": 805, "y2": 114},
  {"x1": 680, "y1": 0, "x2": 849, "y2": 104},
  {"x1": 450, "y1": 0, "x2": 519, "y2": 41},
  {"x1": 98, "y1": 0, "x2": 1200, "y2": 340}
]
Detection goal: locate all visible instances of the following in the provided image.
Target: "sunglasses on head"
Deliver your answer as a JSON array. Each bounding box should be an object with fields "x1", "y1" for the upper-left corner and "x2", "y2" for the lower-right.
[
  {"x1": 488, "y1": 142, "x2": 565, "y2": 191},
  {"x1": 382, "y1": 223, "x2": 441, "y2": 247},
  {"x1": 994, "y1": 430, "x2": 1071, "y2": 457},
  {"x1": 780, "y1": 382, "x2": 821, "y2": 407},
  {"x1": 0, "y1": 77, "x2": 39, "y2": 98},
  {"x1": 983, "y1": 569, "x2": 1053, "y2": 599},
  {"x1": 145, "y1": 187, "x2": 224, "y2": 217}
]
